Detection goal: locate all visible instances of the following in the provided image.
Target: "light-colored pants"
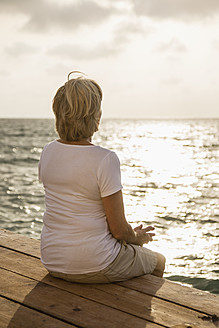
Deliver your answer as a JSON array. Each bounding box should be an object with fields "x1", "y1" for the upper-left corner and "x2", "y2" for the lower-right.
[{"x1": 49, "y1": 243, "x2": 157, "y2": 284}]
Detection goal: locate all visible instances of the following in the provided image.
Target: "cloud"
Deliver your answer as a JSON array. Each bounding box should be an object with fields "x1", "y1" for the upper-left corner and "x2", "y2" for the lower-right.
[
  {"x1": 47, "y1": 41, "x2": 121, "y2": 61},
  {"x1": 0, "y1": 69, "x2": 9, "y2": 77},
  {"x1": 5, "y1": 42, "x2": 38, "y2": 56},
  {"x1": 132, "y1": 0, "x2": 219, "y2": 20},
  {"x1": 212, "y1": 40, "x2": 219, "y2": 51},
  {"x1": 161, "y1": 77, "x2": 183, "y2": 86},
  {"x1": 113, "y1": 19, "x2": 146, "y2": 44},
  {"x1": 156, "y1": 39, "x2": 187, "y2": 53},
  {"x1": 0, "y1": 0, "x2": 118, "y2": 32},
  {"x1": 47, "y1": 19, "x2": 150, "y2": 60}
]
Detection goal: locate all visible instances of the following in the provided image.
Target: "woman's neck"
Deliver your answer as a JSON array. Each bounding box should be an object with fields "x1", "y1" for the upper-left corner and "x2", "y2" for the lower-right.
[{"x1": 57, "y1": 138, "x2": 93, "y2": 145}]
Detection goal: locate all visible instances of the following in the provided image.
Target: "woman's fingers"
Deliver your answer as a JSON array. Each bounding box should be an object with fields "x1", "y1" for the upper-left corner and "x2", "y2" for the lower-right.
[
  {"x1": 145, "y1": 233, "x2": 155, "y2": 242},
  {"x1": 134, "y1": 225, "x2": 155, "y2": 232},
  {"x1": 142, "y1": 226, "x2": 155, "y2": 232},
  {"x1": 135, "y1": 226, "x2": 156, "y2": 245},
  {"x1": 148, "y1": 232, "x2": 155, "y2": 241},
  {"x1": 137, "y1": 230, "x2": 155, "y2": 245},
  {"x1": 134, "y1": 224, "x2": 143, "y2": 231}
]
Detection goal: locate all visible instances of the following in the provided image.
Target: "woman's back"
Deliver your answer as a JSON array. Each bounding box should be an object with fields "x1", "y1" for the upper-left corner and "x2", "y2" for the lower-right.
[{"x1": 39, "y1": 140, "x2": 122, "y2": 274}]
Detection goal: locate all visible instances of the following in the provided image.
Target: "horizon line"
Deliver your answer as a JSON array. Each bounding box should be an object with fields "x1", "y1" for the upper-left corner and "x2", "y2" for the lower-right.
[{"x1": 0, "y1": 117, "x2": 219, "y2": 121}]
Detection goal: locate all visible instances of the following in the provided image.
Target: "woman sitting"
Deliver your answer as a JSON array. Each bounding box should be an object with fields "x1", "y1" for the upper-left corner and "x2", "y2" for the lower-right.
[{"x1": 38, "y1": 71, "x2": 165, "y2": 283}]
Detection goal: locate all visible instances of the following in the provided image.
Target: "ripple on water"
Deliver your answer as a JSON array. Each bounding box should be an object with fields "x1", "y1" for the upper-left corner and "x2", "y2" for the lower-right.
[{"x1": 166, "y1": 275, "x2": 219, "y2": 295}]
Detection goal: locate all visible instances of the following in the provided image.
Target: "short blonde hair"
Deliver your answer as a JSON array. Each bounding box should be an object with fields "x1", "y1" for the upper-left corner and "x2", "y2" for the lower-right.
[{"x1": 53, "y1": 71, "x2": 103, "y2": 141}]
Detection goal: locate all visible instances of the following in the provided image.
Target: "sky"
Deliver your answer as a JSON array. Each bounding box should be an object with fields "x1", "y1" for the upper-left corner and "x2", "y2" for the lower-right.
[{"x1": 0, "y1": 0, "x2": 219, "y2": 119}]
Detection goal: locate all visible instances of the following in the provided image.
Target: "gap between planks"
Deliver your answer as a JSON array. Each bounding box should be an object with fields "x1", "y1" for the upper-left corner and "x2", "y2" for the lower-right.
[
  {"x1": 0, "y1": 267, "x2": 161, "y2": 328},
  {"x1": 0, "y1": 263, "x2": 165, "y2": 328},
  {"x1": 0, "y1": 296, "x2": 77, "y2": 328}
]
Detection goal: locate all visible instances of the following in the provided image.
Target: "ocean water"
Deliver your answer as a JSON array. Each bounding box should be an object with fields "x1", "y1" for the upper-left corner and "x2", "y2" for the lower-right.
[{"x1": 0, "y1": 118, "x2": 218, "y2": 294}]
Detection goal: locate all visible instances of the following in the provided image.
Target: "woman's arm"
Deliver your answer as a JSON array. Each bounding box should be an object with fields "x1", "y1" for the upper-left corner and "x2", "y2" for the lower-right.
[{"x1": 102, "y1": 190, "x2": 155, "y2": 246}]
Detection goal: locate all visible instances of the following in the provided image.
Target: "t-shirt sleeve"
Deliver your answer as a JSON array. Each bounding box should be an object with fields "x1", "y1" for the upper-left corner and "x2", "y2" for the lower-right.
[
  {"x1": 38, "y1": 151, "x2": 43, "y2": 183},
  {"x1": 97, "y1": 151, "x2": 123, "y2": 198},
  {"x1": 38, "y1": 161, "x2": 42, "y2": 183},
  {"x1": 38, "y1": 144, "x2": 48, "y2": 183}
]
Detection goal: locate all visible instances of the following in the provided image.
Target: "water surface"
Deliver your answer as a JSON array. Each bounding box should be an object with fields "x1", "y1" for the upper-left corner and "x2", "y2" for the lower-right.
[{"x1": 0, "y1": 118, "x2": 218, "y2": 294}]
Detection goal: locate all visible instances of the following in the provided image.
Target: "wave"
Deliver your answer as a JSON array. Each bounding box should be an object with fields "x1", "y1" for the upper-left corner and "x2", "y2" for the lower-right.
[
  {"x1": 0, "y1": 157, "x2": 39, "y2": 165},
  {"x1": 158, "y1": 215, "x2": 184, "y2": 223},
  {"x1": 166, "y1": 275, "x2": 219, "y2": 295}
]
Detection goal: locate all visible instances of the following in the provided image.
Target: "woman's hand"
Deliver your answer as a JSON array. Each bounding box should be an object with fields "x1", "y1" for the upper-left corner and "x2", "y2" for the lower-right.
[
  {"x1": 102, "y1": 190, "x2": 156, "y2": 246},
  {"x1": 134, "y1": 225, "x2": 155, "y2": 246}
]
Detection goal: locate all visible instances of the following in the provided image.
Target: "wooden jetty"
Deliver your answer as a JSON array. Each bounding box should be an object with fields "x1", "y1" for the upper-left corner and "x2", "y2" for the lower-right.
[{"x1": 0, "y1": 228, "x2": 218, "y2": 328}]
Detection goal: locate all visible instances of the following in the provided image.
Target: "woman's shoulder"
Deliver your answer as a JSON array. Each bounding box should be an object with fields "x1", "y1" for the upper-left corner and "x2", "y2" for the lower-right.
[
  {"x1": 92, "y1": 146, "x2": 121, "y2": 169},
  {"x1": 93, "y1": 145, "x2": 117, "y2": 158},
  {"x1": 40, "y1": 140, "x2": 56, "y2": 155},
  {"x1": 42, "y1": 140, "x2": 57, "y2": 149}
]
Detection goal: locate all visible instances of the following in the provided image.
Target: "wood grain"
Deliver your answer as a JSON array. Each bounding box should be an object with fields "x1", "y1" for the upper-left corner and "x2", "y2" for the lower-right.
[
  {"x1": 0, "y1": 296, "x2": 75, "y2": 328},
  {"x1": 0, "y1": 268, "x2": 159, "y2": 328}
]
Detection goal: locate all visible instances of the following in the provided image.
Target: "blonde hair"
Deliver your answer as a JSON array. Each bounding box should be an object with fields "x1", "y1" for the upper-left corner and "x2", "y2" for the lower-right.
[{"x1": 53, "y1": 71, "x2": 103, "y2": 141}]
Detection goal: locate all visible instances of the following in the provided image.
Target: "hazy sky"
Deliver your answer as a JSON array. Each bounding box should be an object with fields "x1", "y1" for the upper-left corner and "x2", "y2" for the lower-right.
[{"x1": 0, "y1": 0, "x2": 219, "y2": 119}]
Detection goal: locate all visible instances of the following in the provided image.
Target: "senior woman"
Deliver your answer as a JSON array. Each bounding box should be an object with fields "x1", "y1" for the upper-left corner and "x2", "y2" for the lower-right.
[{"x1": 38, "y1": 71, "x2": 165, "y2": 283}]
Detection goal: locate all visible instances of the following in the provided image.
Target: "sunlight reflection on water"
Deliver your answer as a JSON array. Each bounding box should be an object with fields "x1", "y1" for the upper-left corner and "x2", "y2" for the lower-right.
[{"x1": 97, "y1": 119, "x2": 219, "y2": 286}]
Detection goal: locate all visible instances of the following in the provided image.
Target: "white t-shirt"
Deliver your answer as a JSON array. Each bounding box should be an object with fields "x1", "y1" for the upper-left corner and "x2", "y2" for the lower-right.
[{"x1": 39, "y1": 140, "x2": 122, "y2": 274}]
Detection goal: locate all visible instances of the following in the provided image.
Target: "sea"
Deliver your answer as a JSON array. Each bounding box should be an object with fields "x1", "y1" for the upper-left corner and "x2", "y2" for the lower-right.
[{"x1": 0, "y1": 118, "x2": 218, "y2": 294}]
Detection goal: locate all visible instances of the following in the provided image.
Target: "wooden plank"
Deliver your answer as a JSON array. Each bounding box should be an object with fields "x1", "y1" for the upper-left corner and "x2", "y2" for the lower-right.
[
  {"x1": 0, "y1": 296, "x2": 75, "y2": 328},
  {"x1": 0, "y1": 268, "x2": 159, "y2": 328},
  {"x1": 1, "y1": 247, "x2": 218, "y2": 328},
  {"x1": 92, "y1": 284, "x2": 219, "y2": 328},
  {"x1": 1, "y1": 229, "x2": 219, "y2": 323},
  {"x1": 1, "y1": 228, "x2": 219, "y2": 316},
  {"x1": 119, "y1": 274, "x2": 219, "y2": 317},
  {"x1": 0, "y1": 229, "x2": 40, "y2": 258}
]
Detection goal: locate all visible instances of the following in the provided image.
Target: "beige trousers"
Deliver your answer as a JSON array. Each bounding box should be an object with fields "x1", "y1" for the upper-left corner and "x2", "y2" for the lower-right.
[{"x1": 49, "y1": 243, "x2": 157, "y2": 284}]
